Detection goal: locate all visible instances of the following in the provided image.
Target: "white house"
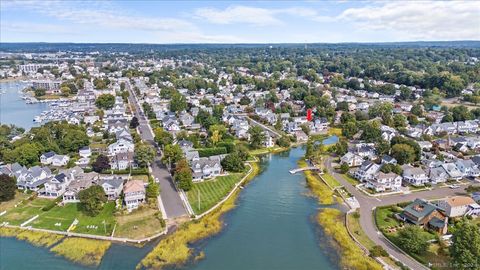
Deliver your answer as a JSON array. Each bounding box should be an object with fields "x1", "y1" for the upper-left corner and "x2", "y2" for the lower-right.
[
  {"x1": 40, "y1": 151, "x2": 56, "y2": 165},
  {"x1": 341, "y1": 152, "x2": 364, "y2": 167},
  {"x1": 354, "y1": 161, "x2": 380, "y2": 182},
  {"x1": 108, "y1": 139, "x2": 135, "y2": 156},
  {"x1": 455, "y1": 159, "x2": 480, "y2": 178},
  {"x1": 191, "y1": 156, "x2": 224, "y2": 182},
  {"x1": 402, "y1": 165, "x2": 428, "y2": 186},
  {"x1": 441, "y1": 163, "x2": 464, "y2": 181},
  {"x1": 51, "y1": 155, "x2": 70, "y2": 167},
  {"x1": 438, "y1": 196, "x2": 476, "y2": 217},
  {"x1": 366, "y1": 172, "x2": 402, "y2": 192}
]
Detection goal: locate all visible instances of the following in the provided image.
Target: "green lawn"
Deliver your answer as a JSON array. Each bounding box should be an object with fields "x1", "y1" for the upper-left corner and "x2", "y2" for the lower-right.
[
  {"x1": 187, "y1": 173, "x2": 244, "y2": 214},
  {"x1": 375, "y1": 206, "x2": 402, "y2": 230},
  {"x1": 1, "y1": 199, "x2": 116, "y2": 236},
  {"x1": 0, "y1": 198, "x2": 51, "y2": 226},
  {"x1": 321, "y1": 173, "x2": 342, "y2": 188},
  {"x1": 114, "y1": 206, "x2": 164, "y2": 239},
  {"x1": 249, "y1": 147, "x2": 286, "y2": 156},
  {"x1": 341, "y1": 174, "x2": 360, "y2": 186},
  {"x1": 0, "y1": 191, "x2": 31, "y2": 212}
]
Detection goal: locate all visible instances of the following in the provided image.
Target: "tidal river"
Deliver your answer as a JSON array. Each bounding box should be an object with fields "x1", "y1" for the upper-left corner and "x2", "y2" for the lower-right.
[{"x1": 0, "y1": 147, "x2": 340, "y2": 270}]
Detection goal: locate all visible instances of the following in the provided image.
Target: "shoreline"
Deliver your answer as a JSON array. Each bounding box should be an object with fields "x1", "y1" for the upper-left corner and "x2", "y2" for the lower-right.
[
  {"x1": 137, "y1": 161, "x2": 260, "y2": 270},
  {"x1": 299, "y1": 156, "x2": 384, "y2": 270}
]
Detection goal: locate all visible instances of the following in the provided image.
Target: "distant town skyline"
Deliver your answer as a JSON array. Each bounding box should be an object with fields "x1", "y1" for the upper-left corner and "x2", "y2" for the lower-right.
[{"x1": 1, "y1": 0, "x2": 479, "y2": 44}]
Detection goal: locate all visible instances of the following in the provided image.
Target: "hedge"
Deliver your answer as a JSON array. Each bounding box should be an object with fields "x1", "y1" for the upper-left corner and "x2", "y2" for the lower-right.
[
  {"x1": 197, "y1": 147, "x2": 227, "y2": 157},
  {"x1": 216, "y1": 142, "x2": 235, "y2": 153}
]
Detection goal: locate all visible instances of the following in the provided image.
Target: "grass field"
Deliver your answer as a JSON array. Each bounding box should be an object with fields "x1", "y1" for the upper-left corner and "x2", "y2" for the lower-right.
[
  {"x1": 321, "y1": 173, "x2": 342, "y2": 188},
  {"x1": 249, "y1": 147, "x2": 286, "y2": 156},
  {"x1": 187, "y1": 173, "x2": 244, "y2": 214},
  {"x1": 341, "y1": 174, "x2": 360, "y2": 186},
  {"x1": 114, "y1": 206, "x2": 164, "y2": 239},
  {"x1": 0, "y1": 198, "x2": 51, "y2": 226},
  {"x1": 375, "y1": 206, "x2": 403, "y2": 230},
  {"x1": 0, "y1": 191, "x2": 31, "y2": 212},
  {"x1": 0, "y1": 198, "x2": 116, "y2": 236}
]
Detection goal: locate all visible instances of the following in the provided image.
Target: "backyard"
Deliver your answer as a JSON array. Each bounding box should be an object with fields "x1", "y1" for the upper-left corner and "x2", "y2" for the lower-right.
[
  {"x1": 114, "y1": 205, "x2": 164, "y2": 239},
  {"x1": 187, "y1": 172, "x2": 244, "y2": 214},
  {"x1": 0, "y1": 198, "x2": 116, "y2": 236}
]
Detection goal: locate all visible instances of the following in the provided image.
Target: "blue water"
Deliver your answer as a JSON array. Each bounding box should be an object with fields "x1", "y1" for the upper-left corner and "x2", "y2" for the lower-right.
[
  {"x1": 322, "y1": 135, "x2": 339, "y2": 145},
  {"x1": 0, "y1": 81, "x2": 47, "y2": 130},
  {"x1": 0, "y1": 148, "x2": 340, "y2": 270}
]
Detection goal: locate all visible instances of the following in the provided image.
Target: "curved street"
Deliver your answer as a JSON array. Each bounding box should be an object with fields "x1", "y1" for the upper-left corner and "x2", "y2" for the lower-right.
[{"x1": 325, "y1": 157, "x2": 477, "y2": 270}]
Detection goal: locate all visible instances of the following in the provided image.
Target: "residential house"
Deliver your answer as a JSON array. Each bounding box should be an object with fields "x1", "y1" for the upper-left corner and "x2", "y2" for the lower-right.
[
  {"x1": 455, "y1": 159, "x2": 480, "y2": 178},
  {"x1": 295, "y1": 130, "x2": 308, "y2": 142},
  {"x1": 123, "y1": 180, "x2": 146, "y2": 211},
  {"x1": 400, "y1": 199, "x2": 448, "y2": 234},
  {"x1": 108, "y1": 139, "x2": 135, "y2": 156},
  {"x1": 62, "y1": 172, "x2": 99, "y2": 203},
  {"x1": 15, "y1": 166, "x2": 52, "y2": 191},
  {"x1": 40, "y1": 151, "x2": 56, "y2": 165},
  {"x1": 438, "y1": 196, "x2": 476, "y2": 217},
  {"x1": 51, "y1": 154, "x2": 70, "y2": 167},
  {"x1": 354, "y1": 161, "x2": 381, "y2": 182},
  {"x1": 340, "y1": 152, "x2": 364, "y2": 167},
  {"x1": 110, "y1": 152, "x2": 135, "y2": 170},
  {"x1": 79, "y1": 146, "x2": 92, "y2": 158},
  {"x1": 191, "y1": 156, "x2": 224, "y2": 182},
  {"x1": 381, "y1": 155, "x2": 397, "y2": 165},
  {"x1": 441, "y1": 163, "x2": 463, "y2": 181},
  {"x1": 99, "y1": 177, "x2": 124, "y2": 200},
  {"x1": 366, "y1": 172, "x2": 402, "y2": 192},
  {"x1": 402, "y1": 165, "x2": 428, "y2": 186},
  {"x1": 427, "y1": 166, "x2": 448, "y2": 184}
]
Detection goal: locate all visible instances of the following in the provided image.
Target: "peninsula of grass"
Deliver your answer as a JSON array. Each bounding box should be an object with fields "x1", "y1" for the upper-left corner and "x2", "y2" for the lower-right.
[
  {"x1": 51, "y1": 238, "x2": 111, "y2": 266},
  {"x1": 137, "y1": 162, "x2": 260, "y2": 270},
  {"x1": 186, "y1": 172, "x2": 243, "y2": 214},
  {"x1": 318, "y1": 208, "x2": 383, "y2": 270},
  {"x1": 298, "y1": 159, "x2": 334, "y2": 204},
  {"x1": 249, "y1": 146, "x2": 287, "y2": 156},
  {"x1": 0, "y1": 227, "x2": 64, "y2": 247}
]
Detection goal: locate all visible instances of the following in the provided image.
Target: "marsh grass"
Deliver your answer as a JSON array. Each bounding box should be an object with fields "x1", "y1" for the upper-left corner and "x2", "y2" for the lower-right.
[
  {"x1": 298, "y1": 160, "x2": 334, "y2": 204},
  {"x1": 137, "y1": 162, "x2": 260, "y2": 270},
  {"x1": 318, "y1": 209, "x2": 383, "y2": 270},
  {"x1": 50, "y1": 237, "x2": 112, "y2": 266},
  {"x1": 0, "y1": 227, "x2": 64, "y2": 247}
]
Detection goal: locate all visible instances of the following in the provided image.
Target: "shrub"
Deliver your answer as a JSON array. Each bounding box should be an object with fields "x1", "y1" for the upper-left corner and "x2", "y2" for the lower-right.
[
  {"x1": 197, "y1": 147, "x2": 227, "y2": 157},
  {"x1": 369, "y1": 245, "x2": 388, "y2": 257}
]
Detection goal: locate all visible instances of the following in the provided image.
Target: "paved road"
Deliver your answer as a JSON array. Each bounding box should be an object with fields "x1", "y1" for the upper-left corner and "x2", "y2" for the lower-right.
[
  {"x1": 126, "y1": 81, "x2": 188, "y2": 219},
  {"x1": 325, "y1": 157, "x2": 478, "y2": 270}
]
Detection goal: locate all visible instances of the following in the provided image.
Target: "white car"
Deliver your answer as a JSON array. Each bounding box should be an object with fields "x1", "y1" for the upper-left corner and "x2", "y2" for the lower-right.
[{"x1": 449, "y1": 184, "x2": 460, "y2": 189}]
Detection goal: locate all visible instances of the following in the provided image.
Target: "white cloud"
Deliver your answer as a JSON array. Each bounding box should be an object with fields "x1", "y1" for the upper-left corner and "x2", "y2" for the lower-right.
[
  {"x1": 194, "y1": 5, "x2": 328, "y2": 26},
  {"x1": 338, "y1": 1, "x2": 480, "y2": 40}
]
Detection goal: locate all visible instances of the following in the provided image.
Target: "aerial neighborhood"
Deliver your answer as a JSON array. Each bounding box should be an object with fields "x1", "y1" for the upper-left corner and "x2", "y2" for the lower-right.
[{"x1": 0, "y1": 43, "x2": 479, "y2": 270}]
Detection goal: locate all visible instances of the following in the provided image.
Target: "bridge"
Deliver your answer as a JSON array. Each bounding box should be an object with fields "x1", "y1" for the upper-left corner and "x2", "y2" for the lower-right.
[{"x1": 289, "y1": 167, "x2": 321, "y2": 174}]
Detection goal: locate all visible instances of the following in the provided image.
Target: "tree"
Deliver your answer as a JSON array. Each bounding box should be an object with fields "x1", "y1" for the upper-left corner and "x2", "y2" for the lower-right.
[
  {"x1": 34, "y1": 88, "x2": 46, "y2": 97},
  {"x1": 239, "y1": 96, "x2": 251, "y2": 105},
  {"x1": 340, "y1": 163, "x2": 349, "y2": 174},
  {"x1": 78, "y1": 185, "x2": 107, "y2": 216},
  {"x1": 135, "y1": 144, "x2": 155, "y2": 168},
  {"x1": 450, "y1": 219, "x2": 480, "y2": 270},
  {"x1": 221, "y1": 153, "x2": 246, "y2": 172},
  {"x1": 361, "y1": 120, "x2": 382, "y2": 143},
  {"x1": 0, "y1": 175, "x2": 16, "y2": 202},
  {"x1": 60, "y1": 86, "x2": 70, "y2": 97},
  {"x1": 248, "y1": 126, "x2": 266, "y2": 149},
  {"x1": 145, "y1": 178, "x2": 159, "y2": 200},
  {"x1": 153, "y1": 128, "x2": 173, "y2": 147},
  {"x1": 393, "y1": 114, "x2": 407, "y2": 128},
  {"x1": 170, "y1": 92, "x2": 187, "y2": 112},
  {"x1": 92, "y1": 154, "x2": 110, "y2": 173},
  {"x1": 342, "y1": 121, "x2": 358, "y2": 139},
  {"x1": 396, "y1": 226, "x2": 430, "y2": 255},
  {"x1": 174, "y1": 159, "x2": 192, "y2": 191},
  {"x1": 335, "y1": 140, "x2": 348, "y2": 156},
  {"x1": 95, "y1": 94, "x2": 115, "y2": 110},
  {"x1": 162, "y1": 144, "x2": 183, "y2": 165},
  {"x1": 375, "y1": 140, "x2": 391, "y2": 156},
  {"x1": 130, "y1": 116, "x2": 139, "y2": 129},
  {"x1": 391, "y1": 144, "x2": 415, "y2": 165},
  {"x1": 411, "y1": 104, "x2": 424, "y2": 117},
  {"x1": 276, "y1": 136, "x2": 291, "y2": 148}
]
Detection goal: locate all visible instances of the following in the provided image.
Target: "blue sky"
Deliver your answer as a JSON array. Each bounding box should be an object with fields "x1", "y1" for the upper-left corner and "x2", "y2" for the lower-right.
[{"x1": 1, "y1": 0, "x2": 479, "y2": 43}]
